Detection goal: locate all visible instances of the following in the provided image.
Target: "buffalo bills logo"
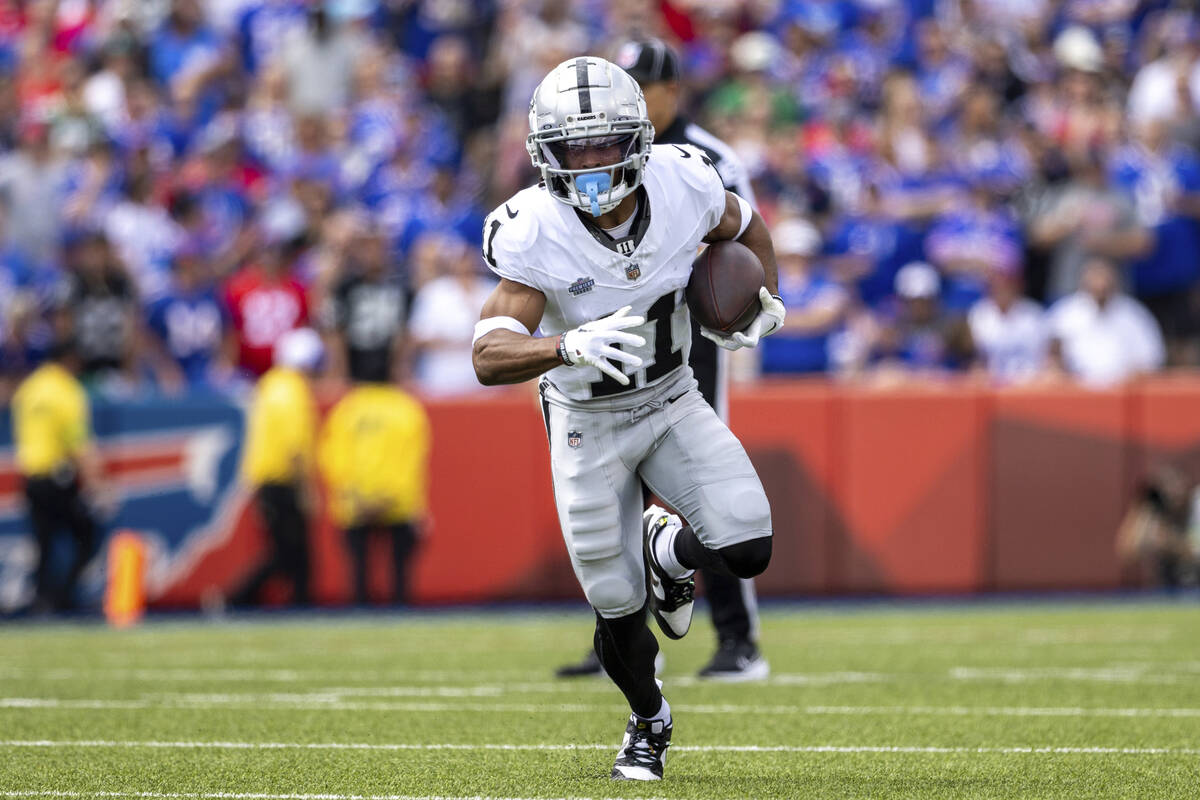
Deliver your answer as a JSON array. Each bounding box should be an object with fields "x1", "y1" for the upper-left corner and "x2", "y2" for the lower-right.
[
  {"x1": 625, "y1": 263, "x2": 641, "y2": 280},
  {"x1": 0, "y1": 404, "x2": 243, "y2": 613},
  {"x1": 567, "y1": 430, "x2": 583, "y2": 448},
  {"x1": 568, "y1": 277, "x2": 595, "y2": 296}
]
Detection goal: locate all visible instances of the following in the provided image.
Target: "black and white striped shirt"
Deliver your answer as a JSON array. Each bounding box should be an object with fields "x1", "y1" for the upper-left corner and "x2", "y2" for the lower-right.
[{"x1": 654, "y1": 116, "x2": 756, "y2": 208}]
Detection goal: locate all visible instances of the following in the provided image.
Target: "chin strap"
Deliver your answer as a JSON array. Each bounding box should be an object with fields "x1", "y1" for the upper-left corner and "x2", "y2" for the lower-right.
[{"x1": 576, "y1": 172, "x2": 612, "y2": 217}]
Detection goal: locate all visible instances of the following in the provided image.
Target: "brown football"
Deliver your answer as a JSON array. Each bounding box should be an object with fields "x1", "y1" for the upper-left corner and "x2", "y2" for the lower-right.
[{"x1": 686, "y1": 241, "x2": 765, "y2": 335}]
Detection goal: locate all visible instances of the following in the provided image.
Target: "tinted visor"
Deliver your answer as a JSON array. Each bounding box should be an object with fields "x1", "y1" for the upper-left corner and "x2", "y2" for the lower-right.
[{"x1": 547, "y1": 133, "x2": 638, "y2": 170}]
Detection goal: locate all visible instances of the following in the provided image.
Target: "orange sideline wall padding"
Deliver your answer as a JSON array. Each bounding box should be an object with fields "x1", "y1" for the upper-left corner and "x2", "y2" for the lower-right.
[
  {"x1": 988, "y1": 388, "x2": 1133, "y2": 590},
  {"x1": 141, "y1": 376, "x2": 1200, "y2": 607},
  {"x1": 730, "y1": 383, "x2": 837, "y2": 594},
  {"x1": 836, "y1": 388, "x2": 986, "y2": 593},
  {"x1": 395, "y1": 377, "x2": 1200, "y2": 601},
  {"x1": 414, "y1": 393, "x2": 565, "y2": 604}
]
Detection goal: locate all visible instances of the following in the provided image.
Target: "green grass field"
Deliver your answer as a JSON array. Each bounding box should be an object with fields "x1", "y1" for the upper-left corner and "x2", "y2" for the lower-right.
[{"x1": 2, "y1": 600, "x2": 1199, "y2": 799}]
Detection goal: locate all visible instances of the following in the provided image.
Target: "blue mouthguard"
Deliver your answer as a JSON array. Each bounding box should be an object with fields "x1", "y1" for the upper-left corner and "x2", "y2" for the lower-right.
[{"x1": 576, "y1": 172, "x2": 611, "y2": 217}]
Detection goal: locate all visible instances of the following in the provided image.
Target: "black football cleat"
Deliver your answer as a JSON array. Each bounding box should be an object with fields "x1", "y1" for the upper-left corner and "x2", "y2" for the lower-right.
[
  {"x1": 643, "y1": 505, "x2": 694, "y2": 640},
  {"x1": 697, "y1": 639, "x2": 770, "y2": 681},
  {"x1": 611, "y1": 714, "x2": 671, "y2": 780}
]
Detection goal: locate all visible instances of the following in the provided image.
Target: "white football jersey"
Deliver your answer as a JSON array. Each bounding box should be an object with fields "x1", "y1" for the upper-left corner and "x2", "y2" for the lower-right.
[{"x1": 483, "y1": 143, "x2": 727, "y2": 401}]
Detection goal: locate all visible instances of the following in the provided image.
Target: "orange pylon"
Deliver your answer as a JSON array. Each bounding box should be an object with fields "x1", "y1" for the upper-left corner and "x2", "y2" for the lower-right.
[{"x1": 103, "y1": 531, "x2": 146, "y2": 628}]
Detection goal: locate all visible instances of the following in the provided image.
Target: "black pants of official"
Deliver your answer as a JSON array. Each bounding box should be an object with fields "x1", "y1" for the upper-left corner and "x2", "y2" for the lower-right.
[
  {"x1": 25, "y1": 476, "x2": 99, "y2": 611},
  {"x1": 684, "y1": 323, "x2": 758, "y2": 645},
  {"x1": 344, "y1": 522, "x2": 417, "y2": 606},
  {"x1": 233, "y1": 483, "x2": 311, "y2": 606}
]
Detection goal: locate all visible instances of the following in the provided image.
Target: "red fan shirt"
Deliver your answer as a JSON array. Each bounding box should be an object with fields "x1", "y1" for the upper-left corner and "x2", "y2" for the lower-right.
[{"x1": 224, "y1": 264, "x2": 309, "y2": 376}]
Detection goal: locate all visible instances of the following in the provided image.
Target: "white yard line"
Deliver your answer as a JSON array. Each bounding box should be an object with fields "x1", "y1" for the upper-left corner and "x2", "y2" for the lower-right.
[
  {"x1": 785, "y1": 626, "x2": 1177, "y2": 646},
  {"x1": 6, "y1": 697, "x2": 1200, "y2": 718},
  {"x1": 1, "y1": 792, "x2": 672, "y2": 800},
  {"x1": 0, "y1": 670, "x2": 887, "y2": 688},
  {"x1": 796, "y1": 705, "x2": 1200, "y2": 718},
  {"x1": 0, "y1": 699, "x2": 608, "y2": 713},
  {"x1": 0, "y1": 740, "x2": 1197, "y2": 756},
  {"x1": 671, "y1": 671, "x2": 886, "y2": 687},
  {"x1": 154, "y1": 688, "x2": 507, "y2": 701},
  {"x1": 0, "y1": 670, "x2": 529, "y2": 683},
  {"x1": 949, "y1": 666, "x2": 1183, "y2": 684},
  {"x1": 0, "y1": 792, "x2": 674, "y2": 800},
  {"x1": 8, "y1": 663, "x2": 1199, "y2": 687}
]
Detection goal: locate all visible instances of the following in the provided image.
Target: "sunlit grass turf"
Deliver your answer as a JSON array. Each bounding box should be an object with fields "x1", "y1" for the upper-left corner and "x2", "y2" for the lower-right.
[{"x1": 1, "y1": 599, "x2": 1199, "y2": 799}]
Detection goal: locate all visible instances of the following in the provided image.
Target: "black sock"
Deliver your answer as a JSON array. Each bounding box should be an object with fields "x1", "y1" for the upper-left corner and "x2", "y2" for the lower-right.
[
  {"x1": 673, "y1": 527, "x2": 772, "y2": 579},
  {"x1": 593, "y1": 608, "x2": 661, "y2": 718},
  {"x1": 673, "y1": 526, "x2": 731, "y2": 574}
]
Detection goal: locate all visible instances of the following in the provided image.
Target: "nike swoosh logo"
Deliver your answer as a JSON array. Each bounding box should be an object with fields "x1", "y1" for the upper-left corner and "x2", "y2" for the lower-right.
[
  {"x1": 505, "y1": 204, "x2": 519, "y2": 219},
  {"x1": 672, "y1": 145, "x2": 691, "y2": 158}
]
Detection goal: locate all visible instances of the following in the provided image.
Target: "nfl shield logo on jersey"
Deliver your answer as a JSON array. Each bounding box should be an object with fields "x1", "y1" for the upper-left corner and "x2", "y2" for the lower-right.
[
  {"x1": 624, "y1": 263, "x2": 641, "y2": 280},
  {"x1": 567, "y1": 430, "x2": 583, "y2": 448}
]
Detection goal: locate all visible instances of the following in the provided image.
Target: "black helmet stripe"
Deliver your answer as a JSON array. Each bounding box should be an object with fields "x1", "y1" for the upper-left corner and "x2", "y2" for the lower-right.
[{"x1": 574, "y1": 57, "x2": 592, "y2": 113}]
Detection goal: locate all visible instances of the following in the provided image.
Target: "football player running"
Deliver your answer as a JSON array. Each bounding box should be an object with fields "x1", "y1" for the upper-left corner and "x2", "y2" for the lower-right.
[
  {"x1": 471, "y1": 57, "x2": 785, "y2": 781},
  {"x1": 556, "y1": 37, "x2": 772, "y2": 683}
]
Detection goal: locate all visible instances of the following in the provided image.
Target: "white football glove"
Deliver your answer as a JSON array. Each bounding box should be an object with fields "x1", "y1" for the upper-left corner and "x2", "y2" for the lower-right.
[
  {"x1": 700, "y1": 287, "x2": 786, "y2": 351},
  {"x1": 559, "y1": 306, "x2": 646, "y2": 386}
]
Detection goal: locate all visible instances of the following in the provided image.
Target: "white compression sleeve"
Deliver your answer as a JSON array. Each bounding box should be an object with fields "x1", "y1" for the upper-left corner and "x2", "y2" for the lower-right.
[
  {"x1": 733, "y1": 194, "x2": 753, "y2": 240},
  {"x1": 472, "y1": 316, "x2": 532, "y2": 346}
]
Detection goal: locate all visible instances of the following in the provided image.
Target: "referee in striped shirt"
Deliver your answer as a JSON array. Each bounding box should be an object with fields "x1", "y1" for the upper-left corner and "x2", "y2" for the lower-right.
[{"x1": 556, "y1": 39, "x2": 768, "y2": 681}]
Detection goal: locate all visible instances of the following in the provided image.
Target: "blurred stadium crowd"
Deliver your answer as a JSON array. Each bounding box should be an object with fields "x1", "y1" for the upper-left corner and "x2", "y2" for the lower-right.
[{"x1": 2, "y1": 0, "x2": 1200, "y2": 403}]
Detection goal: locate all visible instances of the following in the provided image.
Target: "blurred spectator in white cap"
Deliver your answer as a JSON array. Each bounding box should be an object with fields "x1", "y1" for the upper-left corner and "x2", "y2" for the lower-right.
[
  {"x1": 1054, "y1": 26, "x2": 1104, "y2": 74},
  {"x1": 408, "y1": 235, "x2": 497, "y2": 397},
  {"x1": 870, "y1": 261, "x2": 974, "y2": 375},
  {"x1": 232, "y1": 326, "x2": 323, "y2": 608},
  {"x1": 967, "y1": 261, "x2": 1049, "y2": 385},
  {"x1": 1046, "y1": 256, "x2": 1165, "y2": 387},
  {"x1": 759, "y1": 218, "x2": 849, "y2": 376}
]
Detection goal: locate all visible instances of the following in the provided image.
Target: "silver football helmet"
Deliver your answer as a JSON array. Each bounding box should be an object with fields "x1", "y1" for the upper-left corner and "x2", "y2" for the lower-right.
[{"x1": 527, "y1": 57, "x2": 654, "y2": 217}]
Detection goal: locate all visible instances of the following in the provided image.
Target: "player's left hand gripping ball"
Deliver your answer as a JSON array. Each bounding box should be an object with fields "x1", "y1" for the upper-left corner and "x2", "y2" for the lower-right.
[
  {"x1": 559, "y1": 306, "x2": 647, "y2": 385},
  {"x1": 700, "y1": 287, "x2": 785, "y2": 351}
]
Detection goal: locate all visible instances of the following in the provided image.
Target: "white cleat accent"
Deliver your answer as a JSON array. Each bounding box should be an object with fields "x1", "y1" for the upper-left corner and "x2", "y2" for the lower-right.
[
  {"x1": 611, "y1": 714, "x2": 670, "y2": 780},
  {"x1": 642, "y1": 505, "x2": 694, "y2": 640}
]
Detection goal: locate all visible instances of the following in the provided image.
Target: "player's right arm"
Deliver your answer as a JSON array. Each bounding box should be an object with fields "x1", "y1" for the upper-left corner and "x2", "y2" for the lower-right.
[
  {"x1": 473, "y1": 279, "x2": 648, "y2": 387},
  {"x1": 472, "y1": 278, "x2": 557, "y2": 386},
  {"x1": 474, "y1": 196, "x2": 647, "y2": 387}
]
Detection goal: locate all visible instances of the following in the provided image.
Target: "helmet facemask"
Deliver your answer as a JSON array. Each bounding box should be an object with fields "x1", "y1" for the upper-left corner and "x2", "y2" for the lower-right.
[{"x1": 532, "y1": 124, "x2": 648, "y2": 216}]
